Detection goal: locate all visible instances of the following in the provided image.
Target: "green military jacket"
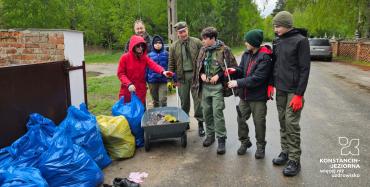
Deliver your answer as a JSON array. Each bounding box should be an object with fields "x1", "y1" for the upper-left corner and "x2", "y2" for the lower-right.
[
  {"x1": 168, "y1": 36, "x2": 203, "y2": 81},
  {"x1": 193, "y1": 41, "x2": 238, "y2": 97}
]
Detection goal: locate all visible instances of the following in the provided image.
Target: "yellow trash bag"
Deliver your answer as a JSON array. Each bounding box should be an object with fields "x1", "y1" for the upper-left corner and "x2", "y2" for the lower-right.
[{"x1": 96, "y1": 115, "x2": 135, "y2": 159}]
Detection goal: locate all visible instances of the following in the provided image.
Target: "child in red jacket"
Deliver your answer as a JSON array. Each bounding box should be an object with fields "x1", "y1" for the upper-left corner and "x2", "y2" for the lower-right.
[{"x1": 117, "y1": 35, "x2": 173, "y2": 105}]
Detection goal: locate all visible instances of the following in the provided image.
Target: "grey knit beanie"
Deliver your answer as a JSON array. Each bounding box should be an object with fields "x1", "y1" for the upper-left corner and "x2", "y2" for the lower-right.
[{"x1": 273, "y1": 11, "x2": 293, "y2": 28}]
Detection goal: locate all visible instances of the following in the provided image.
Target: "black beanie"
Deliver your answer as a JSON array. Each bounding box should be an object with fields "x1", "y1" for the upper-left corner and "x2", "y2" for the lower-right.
[{"x1": 244, "y1": 29, "x2": 263, "y2": 48}]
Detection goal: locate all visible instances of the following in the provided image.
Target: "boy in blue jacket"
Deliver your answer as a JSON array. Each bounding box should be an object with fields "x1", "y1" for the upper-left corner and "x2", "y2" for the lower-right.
[{"x1": 147, "y1": 36, "x2": 169, "y2": 107}]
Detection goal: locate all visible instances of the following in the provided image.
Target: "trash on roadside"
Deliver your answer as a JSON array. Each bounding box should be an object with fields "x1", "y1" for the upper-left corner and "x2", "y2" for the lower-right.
[
  {"x1": 59, "y1": 103, "x2": 112, "y2": 169},
  {"x1": 113, "y1": 177, "x2": 140, "y2": 187},
  {"x1": 97, "y1": 115, "x2": 136, "y2": 159},
  {"x1": 147, "y1": 112, "x2": 179, "y2": 125},
  {"x1": 128, "y1": 172, "x2": 148, "y2": 184},
  {"x1": 38, "y1": 125, "x2": 104, "y2": 187},
  {"x1": 0, "y1": 166, "x2": 48, "y2": 187},
  {"x1": 112, "y1": 92, "x2": 145, "y2": 147}
]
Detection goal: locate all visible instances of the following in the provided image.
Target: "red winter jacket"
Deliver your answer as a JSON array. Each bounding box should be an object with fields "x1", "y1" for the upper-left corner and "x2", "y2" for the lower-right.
[{"x1": 117, "y1": 35, "x2": 164, "y2": 104}]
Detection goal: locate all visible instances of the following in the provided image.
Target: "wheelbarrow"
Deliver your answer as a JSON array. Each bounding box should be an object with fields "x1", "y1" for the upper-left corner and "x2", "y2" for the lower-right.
[{"x1": 141, "y1": 86, "x2": 189, "y2": 151}]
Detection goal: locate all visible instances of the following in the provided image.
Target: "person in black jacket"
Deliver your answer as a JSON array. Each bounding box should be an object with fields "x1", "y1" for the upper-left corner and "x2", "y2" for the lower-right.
[
  {"x1": 270, "y1": 11, "x2": 311, "y2": 177},
  {"x1": 227, "y1": 29, "x2": 273, "y2": 159}
]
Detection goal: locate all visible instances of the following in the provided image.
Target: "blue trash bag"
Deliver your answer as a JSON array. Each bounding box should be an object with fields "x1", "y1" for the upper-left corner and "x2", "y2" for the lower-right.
[
  {"x1": 0, "y1": 166, "x2": 48, "y2": 187},
  {"x1": 0, "y1": 114, "x2": 56, "y2": 168},
  {"x1": 0, "y1": 148, "x2": 14, "y2": 170},
  {"x1": 112, "y1": 92, "x2": 145, "y2": 147},
  {"x1": 58, "y1": 103, "x2": 111, "y2": 169},
  {"x1": 38, "y1": 126, "x2": 104, "y2": 187}
]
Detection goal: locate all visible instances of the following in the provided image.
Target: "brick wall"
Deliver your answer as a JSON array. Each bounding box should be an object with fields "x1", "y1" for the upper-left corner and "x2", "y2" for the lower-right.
[
  {"x1": 0, "y1": 30, "x2": 65, "y2": 67},
  {"x1": 330, "y1": 40, "x2": 370, "y2": 63}
]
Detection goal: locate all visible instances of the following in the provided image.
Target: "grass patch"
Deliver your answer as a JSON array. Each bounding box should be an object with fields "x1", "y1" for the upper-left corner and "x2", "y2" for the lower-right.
[
  {"x1": 85, "y1": 51, "x2": 122, "y2": 64},
  {"x1": 87, "y1": 75, "x2": 120, "y2": 115},
  {"x1": 334, "y1": 56, "x2": 370, "y2": 67}
]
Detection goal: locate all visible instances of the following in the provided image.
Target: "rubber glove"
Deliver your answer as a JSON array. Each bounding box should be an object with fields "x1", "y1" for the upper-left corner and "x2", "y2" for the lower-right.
[
  {"x1": 289, "y1": 95, "x2": 303, "y2": 112},
  {"x1": 224, "y1": 68, "x2": 236, "y2": 77},
  {"x1": 267, "y1": 85, "x2": 275, "y2": 100}
]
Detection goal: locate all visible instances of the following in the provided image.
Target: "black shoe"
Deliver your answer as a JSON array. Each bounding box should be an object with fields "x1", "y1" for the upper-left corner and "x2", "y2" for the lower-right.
[
  {"x1": 217, "y1": 137, "x2": 226, "y2": 155},
  {"x1": 283, "y1": 160, "x2": 301, "y2": 176},
  {"x1": 113, "y1": 178, "x2": 140, "y2": 187},
  {"x1": 237, "y1": 141, "x2": 252, "y2": 155},
  {"x1": 272, "y1": 152, "x2": 289, "y2": 165},
  {"x1": 255, "y1": 147, "x2": 265, "y2": 159},
  {"x1": 198, "y1": 122, "x2": 205, "y2": 137},
  {"x1": 203, "y1": 135, "x2": 215, "y2": 147}
]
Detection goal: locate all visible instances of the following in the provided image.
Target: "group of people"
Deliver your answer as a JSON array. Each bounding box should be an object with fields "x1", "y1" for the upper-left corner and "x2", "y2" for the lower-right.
[{"x1": 116, "y1": 11, "x2": 311, "y2": 177}]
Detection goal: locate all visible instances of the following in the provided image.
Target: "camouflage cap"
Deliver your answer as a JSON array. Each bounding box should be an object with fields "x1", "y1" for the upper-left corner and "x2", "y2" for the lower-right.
[{"x1": 174, "y1": 21, "x2": 187, "y2": 31}]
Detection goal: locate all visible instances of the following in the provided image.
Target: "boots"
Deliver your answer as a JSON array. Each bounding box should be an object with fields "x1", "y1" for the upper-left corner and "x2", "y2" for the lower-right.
[
  {"x1": 255, "y1": 146, "x2": 265, "y2": 159},
  {"x1": 217, "y1": 137, "x2": 226, "y2": 155},
  {"x1": 203, "y1": 135, "x2": 215, "y2": 147},
  {"x1": 237, "y1": 141, "x2": 252, "y2": 155},
  {"x1": 283, "y1": 160, "x2": 301, "y2": 176},
  {"x1": 198, "y1": 121, "x2": 205, "y2": 137},
  {"x1": 272, "y1": 152, "x2": 289, "y2": 165}
]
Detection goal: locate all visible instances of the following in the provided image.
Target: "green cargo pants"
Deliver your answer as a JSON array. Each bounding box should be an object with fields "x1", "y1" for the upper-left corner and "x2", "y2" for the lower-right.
[
  {"x1": 202, "y1": 83, "x2": 226, "y2": 138},
  {"x1": 148, "y1": 83, "x2": 167, "y2": 107},
  {"x1": 276, "y1": 89, "x2": 304, "y2": 162},
  {"x1": 178, "y1": 71, "x2": 203, "y2": 122},
  {"x1": 237, "y1": 100, "x2": 267, "y2": 148}
]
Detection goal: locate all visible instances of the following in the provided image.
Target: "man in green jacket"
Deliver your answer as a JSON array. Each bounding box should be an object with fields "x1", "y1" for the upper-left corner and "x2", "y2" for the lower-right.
[{"x1": 168, "y1": 21, "x2": 205, "y2": 137}]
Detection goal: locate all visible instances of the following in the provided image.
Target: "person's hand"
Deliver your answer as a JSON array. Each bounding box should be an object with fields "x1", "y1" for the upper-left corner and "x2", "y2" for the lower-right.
[
  {"x1": 228, "y1": 80, "x2": 238, "y2": 88},
  {"x1": 128, "y1": 84, "x2": 136, "y2": 92},
  {"x1": 201, "y1": 74, "x2": 208, "y2": 82},
  {"x1": 163, "y1": 71, "x2": 174, "y2": 78},
  {"x1": 210, "y1": 74, "x2": 219, "y2": 84},
  {"x1": 267, "y1": 85, "x2": 275, "y2": 100},
  {"x1": 224, "y1": 68, "x2": 236, "y2": 77},
  {"x1": 289, "y1": 95, "x2": 303, "y2": 112}
]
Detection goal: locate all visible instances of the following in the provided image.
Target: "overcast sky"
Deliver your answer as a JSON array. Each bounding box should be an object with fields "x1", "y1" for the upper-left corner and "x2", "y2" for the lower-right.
[{"x1": 253, "y1": 0, "x2": 277, "y2": 18}]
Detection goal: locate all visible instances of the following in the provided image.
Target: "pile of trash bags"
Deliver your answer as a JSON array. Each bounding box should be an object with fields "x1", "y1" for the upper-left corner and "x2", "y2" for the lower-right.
[
  {"x1": 0, "y1": 104, "x2": 109, "y2": 186},
  {"x1": 0, "y1": 93, "x2": 145, "y2": 186}
]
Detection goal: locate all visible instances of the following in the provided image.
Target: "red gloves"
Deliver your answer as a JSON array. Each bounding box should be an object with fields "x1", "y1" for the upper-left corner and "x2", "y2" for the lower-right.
[
  {"x1": 267, "y1": 85, "x2": 274, "y2": 100},
  {"x1": 289, "y1": 95, "x2": 303, "y2": 112},
  {"x1": 224, "y1": 68, "x2": 236, "y2": 77}
]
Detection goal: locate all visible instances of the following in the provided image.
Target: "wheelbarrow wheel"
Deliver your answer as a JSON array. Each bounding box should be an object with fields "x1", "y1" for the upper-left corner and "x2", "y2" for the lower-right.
[
  {"x1": 181, "y1": 133, "x2": 187, "y2": 148},
  {"x1": 144, "y1": 131, "x2": 150, "y2": 151}
]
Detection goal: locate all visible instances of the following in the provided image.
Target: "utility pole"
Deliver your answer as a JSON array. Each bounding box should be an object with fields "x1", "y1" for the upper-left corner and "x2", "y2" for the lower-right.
[{"x1": 167, "y1": 0, "x2": 177, "y2": 44}]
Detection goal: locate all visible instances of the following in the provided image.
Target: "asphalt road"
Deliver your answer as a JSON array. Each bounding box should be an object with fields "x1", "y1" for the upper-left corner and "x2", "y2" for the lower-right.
[{"x1": 101, "y1": 61, "x2": 370, "y2": 187}]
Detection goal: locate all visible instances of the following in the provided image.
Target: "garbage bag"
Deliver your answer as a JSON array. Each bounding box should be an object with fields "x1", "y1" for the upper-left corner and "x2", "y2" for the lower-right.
[
  {"x1": 59, "y1": 103, "x2": 111, "y2": 169},
  {"x1": 0, "y1": 166, "x2": 48, "y2": 187},
  {"x1": 112, "y1": 93, "x2": 145, "y2": 147},
  {"x1": 0, "y1": 113, "x2": 56, "y2": 168},
  {"x1": 38, "y1": 126, "x2": 104, "y2": 187},
  {"x1": 96, "y1": 115, "x2": 135, "y2": 159}
]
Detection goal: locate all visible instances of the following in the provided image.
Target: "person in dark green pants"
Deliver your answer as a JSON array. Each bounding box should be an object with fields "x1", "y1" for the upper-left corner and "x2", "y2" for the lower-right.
[
  {"x1": 270, "y1": 11, "x2": 311, "y2": 177},
  {"x1": 168, "y1": 21, "x2": 205, "y2": 137},
  {"x1": 193, "y1": 27, "x2": 237, "y2": 154},
  {"x1": 227, "y1": 29, "x2": 273, "y2": 159}
]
